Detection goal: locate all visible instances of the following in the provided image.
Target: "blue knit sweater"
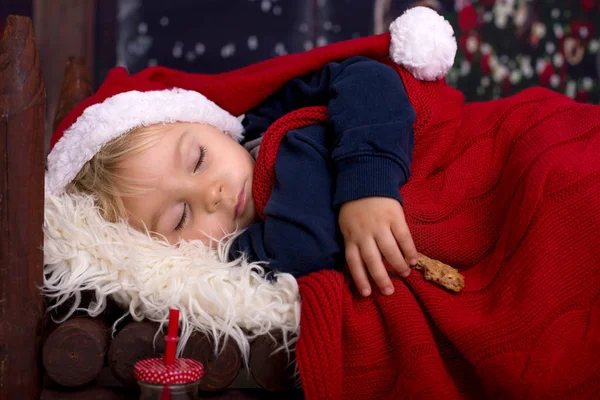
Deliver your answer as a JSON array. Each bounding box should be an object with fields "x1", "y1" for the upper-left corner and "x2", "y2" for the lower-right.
[{"x1": 228, "y1": 56, "x2": 416, "y2": 277}]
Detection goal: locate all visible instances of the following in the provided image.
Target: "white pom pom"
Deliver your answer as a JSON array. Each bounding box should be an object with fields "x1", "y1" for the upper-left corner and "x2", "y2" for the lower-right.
[{"x1": 389, "y1": 6, "x2": 457, "y2": 81}]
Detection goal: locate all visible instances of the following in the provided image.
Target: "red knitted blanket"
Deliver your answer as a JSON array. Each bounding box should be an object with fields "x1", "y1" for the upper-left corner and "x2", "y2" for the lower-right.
[{"x1": 253, "y1": 66, "x2": 600, "y2": 399}]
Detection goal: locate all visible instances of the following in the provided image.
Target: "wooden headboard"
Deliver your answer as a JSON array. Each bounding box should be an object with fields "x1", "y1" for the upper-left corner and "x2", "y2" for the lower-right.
[{"x1": 0, "y1": 15, "x2": 45, "y2": 400}]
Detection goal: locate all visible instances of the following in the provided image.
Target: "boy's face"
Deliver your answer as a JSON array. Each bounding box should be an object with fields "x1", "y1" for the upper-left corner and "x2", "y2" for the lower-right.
[{"x1": 119, "y1": 122, "x2": 256, "y2": 245}]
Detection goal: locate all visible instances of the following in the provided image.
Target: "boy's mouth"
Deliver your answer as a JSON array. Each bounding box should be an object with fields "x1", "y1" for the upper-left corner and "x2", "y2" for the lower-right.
[{"x1": 234, "y1": 182, "x2": 247, "y2": 220}]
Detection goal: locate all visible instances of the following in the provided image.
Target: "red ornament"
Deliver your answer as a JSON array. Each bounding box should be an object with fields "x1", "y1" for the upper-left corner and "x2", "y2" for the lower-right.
[
  {"x1": 576, "y1": 90, "x2": 589, "y2": 103},
  {"x1": 458, "y1": 34, "x2": 480, "y2": 62},
  {"x1": 539, "y1": 63, "x2": 555, "y2": 86},
  {"x1": 570, "y1": 20, "x2": 594, "y2": 41},
  {"x1": 580, "y1": 0, "x2": 595, "y2": 12},
  {"x1": 134, "y1": 358, "x2": 204, "y2": 385},
  {"x1": 458, "y1": 5, "x2": 478, "y2": 32},
  {"x1": 458, "y1": 35, "x2": 467, "y2": 51},
  {"x1": 480, "y1": 53, "x2": 492, "y2": 75},
  {"x1": 501, "y1": 77, "x2": 513, "y2": 95}
]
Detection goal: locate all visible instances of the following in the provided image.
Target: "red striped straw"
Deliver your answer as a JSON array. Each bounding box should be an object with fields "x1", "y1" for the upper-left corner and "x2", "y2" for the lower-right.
[{"x1": 164, "y1": 309, "x2": 180, "y2": 366}]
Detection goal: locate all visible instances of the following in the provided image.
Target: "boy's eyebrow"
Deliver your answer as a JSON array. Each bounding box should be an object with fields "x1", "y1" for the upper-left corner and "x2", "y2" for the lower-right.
[{"x1": 149, "y1": 128, "x2": 189, "y2": 233}]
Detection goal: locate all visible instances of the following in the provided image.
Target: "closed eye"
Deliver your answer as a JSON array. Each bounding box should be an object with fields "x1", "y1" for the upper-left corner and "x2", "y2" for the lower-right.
[
  {"x1": 175, "y1": 203, "x2": 188, "y2": 231},
  {"x1": 176, "y1": 146, "x2": 206, "y2": 232},
  {"x1": 194, "y1": 146, "x2": 206, "y2": 172}
]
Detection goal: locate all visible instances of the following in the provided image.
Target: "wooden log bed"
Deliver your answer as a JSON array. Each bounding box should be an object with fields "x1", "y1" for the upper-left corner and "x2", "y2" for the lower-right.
[{"x1": 0, "y1": 15, "x2": 302, "y2": 400}]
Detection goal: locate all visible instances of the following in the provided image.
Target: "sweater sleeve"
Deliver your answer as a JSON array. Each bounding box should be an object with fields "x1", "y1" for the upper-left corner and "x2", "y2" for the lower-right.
[{"x1": 244, "y1": 56, "x2": 416, "y2": 205}]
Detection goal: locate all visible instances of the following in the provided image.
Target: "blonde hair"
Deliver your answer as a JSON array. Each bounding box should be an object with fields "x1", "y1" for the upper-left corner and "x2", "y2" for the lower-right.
[{"x1": 66, "y1": 125, "x2": 164, "y2": 222}]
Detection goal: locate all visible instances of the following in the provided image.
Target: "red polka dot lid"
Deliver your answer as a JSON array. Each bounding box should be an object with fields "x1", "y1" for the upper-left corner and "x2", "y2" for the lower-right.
[
  {"x1": 134, "y1": 357, "x2": 204, "y2": 385},
  {"x1": 134, "y1": 309, "x2": 204, "y2": 385}
]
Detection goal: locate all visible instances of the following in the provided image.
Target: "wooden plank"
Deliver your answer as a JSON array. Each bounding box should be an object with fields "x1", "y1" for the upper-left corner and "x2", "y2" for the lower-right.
[
  {"x1": 42, "y1": 317, "x2": 110, "y2": 387},
  {"x1": 52, "y1": 57, "x2": 93, "y2": 132},
  {"x1": 182, "y1": 331, "x2": 242, "y2": 391},
  {"x1": 249, "y1": 332, "x2": 296, "y2": 392},
  {"x1": 33, "y1": 0, "x2": 96, "y2": 148},
  {"x1": 107, "y1": 321, "x2": 166, "y2": 387},
  {"x1": 0, "y1": 15, "x2": 46, "y2": 400}
]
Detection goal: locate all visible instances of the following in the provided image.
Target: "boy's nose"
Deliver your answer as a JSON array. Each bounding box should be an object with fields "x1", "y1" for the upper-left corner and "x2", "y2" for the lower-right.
[{"x1": 204, "y1": 182, "x2": 224, "y2": 213}]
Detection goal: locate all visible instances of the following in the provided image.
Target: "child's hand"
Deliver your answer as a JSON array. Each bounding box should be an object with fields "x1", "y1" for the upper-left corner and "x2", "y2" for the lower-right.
[{"x1": 339, "y1": 197, "x2": 418, "y2": 296}]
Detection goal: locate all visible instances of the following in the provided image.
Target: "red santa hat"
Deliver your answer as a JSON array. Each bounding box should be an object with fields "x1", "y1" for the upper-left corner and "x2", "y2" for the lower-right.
[{"x1": 45, "y1": 6, "x2": 456, "y2": 196}]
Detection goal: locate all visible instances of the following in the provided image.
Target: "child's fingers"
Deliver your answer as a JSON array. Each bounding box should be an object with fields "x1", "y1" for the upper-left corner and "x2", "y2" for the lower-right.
[
  {"x1": 359, "y1": 240, "x2": 395, "y2": 295},
  {"x1": 377, "y1": 232, "x2": 411, "y2": 277},
  {"x1": 392, "y1": 220, "x2": 419, "y2": 266},
  {"x1": 346, "y1": 244, "x2": 371, "y2": 297}
]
